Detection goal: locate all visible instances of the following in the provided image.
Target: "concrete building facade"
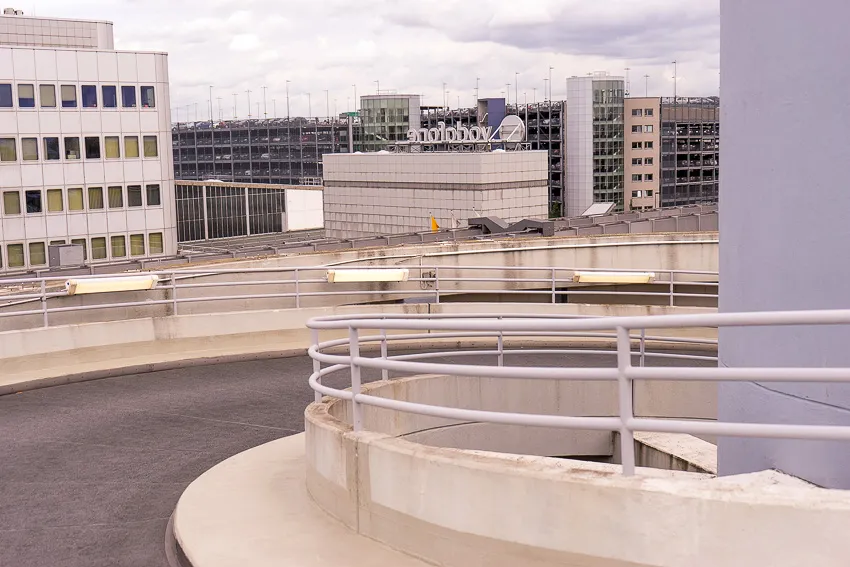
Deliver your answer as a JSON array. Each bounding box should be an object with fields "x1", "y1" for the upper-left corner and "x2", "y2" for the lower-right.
[
  {"x1": 322, "y1": 151, "x2": 548, "y2": 239},
  {"x1": 624, "y1": 97, "x2": 661, "y2": 211},
  {"x1": 0, "y1": 11, "x2": 175, "y2": 273}
]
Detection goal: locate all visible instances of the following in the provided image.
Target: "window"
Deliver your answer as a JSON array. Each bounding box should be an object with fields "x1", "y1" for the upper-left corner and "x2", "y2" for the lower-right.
[
  {"x1": 49, "y1": 240, "x2": 65, "y2": 246},
  {"x1": 108, "y1": 186, "x2": 123, "y2": 208},
  {"x1": 104, "y1": 136, "x2": 120, "y2": 158},
  {"x1": 124, "y1": 136, "x2": 139, "y2": 158},
  {"x1": 29, "y1": 242, "x2": 46, "y2": 266},
  {"x1": 40, "y1": 84, "x2": 56, "y2": 108},
  {"x1": 645, "y1": 157, "x2": 654, "y2": 165},
  {"x1": 44, "y1": 137, "x2": 60, "y2": 160},
  {"x1": 645, "y1": 141, "x2": 654, "y2": 149},
  {"x1": 111, "y1": 235, "x2": 126, "y2": 258},
  {"x1": 0, "y1": 138, "x2": 16, "y2": 161},
  {"x1": 0, "y1": 84, "x2": 11, "y2": 107},
  {"x1": 121, "y1": 86, "x2": 136, "y2": 108},
  {"x1": 84, "y1": 136, "x2": 101, "y2": 159},
  {"x1": 25, "y1": 190, "x2": 42, "y2": 213},
  {"x1": 148, "y1": 232, "x2": 164, "y2": 254},
  {"x1": 130, "y1": 234, "x2": 145, "y2": 256},
  {"x1": 632, "y1": 174, "x2": 643, "y2": 182},
  {"x1": 7, "y1": 244, "x2": 24, "y2": 267},
  {"x1": 146, "y1": 184, "x2": 161, "y2": 206},
  {"x1": 631, "y1": 141, "x2": 642, "y2": 149},
  {"x1": 143, "y1": 136, "x2": 158, "y2": 157},
  {"x1": 71, "y1": 238, "x2": 87, "y2": 260},
  {"x1": 18, "y1": 84, "x2": 35, "y2": 107},
  {"x1": 632, "y1": 190, "x2": 642, "y2": 198},
  {"x1": 68, "y1": 188, "x2": 84, "y2": 211},
  {"x1": 127, "y1": 185, "x2": 143, "y2": 207},
  {"x1": 631, "y1": 108, "x2": 642, "y2": 116},
  {"x1": 645, "y1": 108, "x2": 654, "y2": 116},
  {"x1": 631, "y1": 125, "x2": 642, "y2": 133},
  {"x1": 3, "y1": 191, "x2": 20, "y2": 215},
  {"x1": 46, "y1": 189, "x2": 63, "y2": 212},
  {"x1": 645, "y1": 173, "x2": 654, "y2": 182},
  {"x1": 61, "y1": 85, "x2": 77, "y2": 108},
  {"x1": 64, "y1": 137, "x2": 80, "y2": 159},
  {"x1": 644, "y1": 125, "x2": 654, "y2": 133},
  {"x1": 91, "y1": 237, "x2": 107, "y2": 260},
  {"x1": 88, "y1": 187, "x2": 104, "y2": 209},
  {"x1": 21, "y1": 137, "x2": 38, "y2": 160},
  {"x1": 631, "y1": 158, "x2": 643, "y2": 166},
  {"x1": 81, "y1": 85, "x2": 97, "y2": 108},
  {"x1": 140, "y1": 86, "x2": 155, "y2": 108},
  {"x1": 102, "y1": 85, "x2": 117, "y2": 108}
]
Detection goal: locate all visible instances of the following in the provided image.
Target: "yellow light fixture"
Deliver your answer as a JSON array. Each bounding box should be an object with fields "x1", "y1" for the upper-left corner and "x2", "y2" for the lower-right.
[
  {"x1": 572, "y1": 271, "x2": 656, "y2": 284},
  {"x1": 326, "y1": 269, "x2": 410, "y2": 283},
  {"x1": 65, "y1": 275, "x2": 160, "y2": 295}
]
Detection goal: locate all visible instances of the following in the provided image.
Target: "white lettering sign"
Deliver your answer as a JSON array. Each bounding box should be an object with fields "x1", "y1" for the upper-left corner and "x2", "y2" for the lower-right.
[{"x1": 406, "y1": 121, "x2": 494, "y2": 144}]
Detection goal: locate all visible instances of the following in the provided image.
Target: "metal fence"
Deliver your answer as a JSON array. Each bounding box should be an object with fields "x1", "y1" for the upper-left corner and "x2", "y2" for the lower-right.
[
  {"x1": 307, "y1": 310, "x2": 850, "y2": 476},
  {"x1": 0, "y1": 265, "x2": 717, "y2": 330}
]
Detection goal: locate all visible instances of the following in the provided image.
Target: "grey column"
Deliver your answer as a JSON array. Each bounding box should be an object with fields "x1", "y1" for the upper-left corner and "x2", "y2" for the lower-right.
[{"x1": 719, "y1": 0, "x2": 850, "y2": 488}]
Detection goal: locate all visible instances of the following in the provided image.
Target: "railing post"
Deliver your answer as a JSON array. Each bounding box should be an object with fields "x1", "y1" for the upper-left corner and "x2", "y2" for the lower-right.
[
  {"x1": 497, "y1": 316, "x2": 504, "y2": 367},
  {"x1": 349, "y1": 326, "x2": 363, "y2": 431},
  {"x1": 669, "y1": 272, "x2": 675, "y2": 307},
  {"x1": 640, "y1": 328, "x2": 646, "y2": 368},
  {"x1": 434, "y1": 267, "x2": 440, "y2": 304},
  {"x1": 40, "y1": 279, "x2": 48, "y2": 328},
  {"x1": 380, "y1": 327, "x2": 389, "y2": 381},
  {"x1": 551, "y1": 268, "x2": 556, "y2": 304},
  {"x1": 171, "y1": 272, "x2": 178, "y2": 316},
  {"x1": 294, "y1": 268, "x2": 301, "y2": 309},
  {"x1": 312, "y1": 328, "x2": 322, "y2": 403},
  {"x1": 616, "y1": 326, "x2": 636, "y2": 476}
]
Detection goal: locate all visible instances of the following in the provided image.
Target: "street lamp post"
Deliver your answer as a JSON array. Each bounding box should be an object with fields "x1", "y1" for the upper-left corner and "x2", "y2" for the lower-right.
[
  {"x1": 285, "y1": 80, "x2": 291, "y2": 119},
  {"x1": 232, "y1": 93, "x2": 237, "y2": 119},
  {"x1": 324, "y1": 89, "x2": 329, "y2": 119},
  {"x1": 246, "y1": 89, "x2": 252, "y2": 119},
  {"x1": 549, "y1": 66, "x2": 554, "y2": 100},
  {"x1": 262, "y1": 85, "x2": 268, "y2": 118},
  {"x1": 514, "y1": 72, "x2": 518, "y2": 110}
]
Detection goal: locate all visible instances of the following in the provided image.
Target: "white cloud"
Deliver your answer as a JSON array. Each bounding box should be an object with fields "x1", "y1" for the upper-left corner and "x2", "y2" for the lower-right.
[{"x1": 229, "y1": 33, "x2": 261, "y2": 51}]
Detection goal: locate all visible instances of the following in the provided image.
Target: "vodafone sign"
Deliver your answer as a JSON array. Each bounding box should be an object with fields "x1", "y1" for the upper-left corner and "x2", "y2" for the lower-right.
[{"x1": 405, "y1": 116, "x2": 525, "y2": 144}]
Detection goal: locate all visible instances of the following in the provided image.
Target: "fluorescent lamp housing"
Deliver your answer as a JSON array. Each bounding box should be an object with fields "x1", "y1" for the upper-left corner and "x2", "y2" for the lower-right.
[
  {"x1": 65, "y1": 275, "x2": 160, "y2": 295},
  {"x1": 572, "y1": 271, "x2": 656, "y2": 284},
  {"x1": 326, "y1": 269, "x2": 410, "y2": 283}
]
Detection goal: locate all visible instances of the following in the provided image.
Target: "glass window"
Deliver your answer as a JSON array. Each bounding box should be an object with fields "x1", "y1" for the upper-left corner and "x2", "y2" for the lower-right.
[
  {"x1": 108, "y1": 186, "x2": 123, "y2": 208},
  {"x1": 0, "y1": 84, "x2": 12, "y2": 107},
  {"x1": 631, "y1": 141, "x2": 642, "y2": 149},
  {"x1": 64, "y1": 137, "x2": 80, "y2": 159},
  {"x1": 143, "y1": 135, "x2": 158, "y2": 157},
  {"x1": 645, "y1": 141, "x2": 654, "y2": 149},
  {"x1": 631, "y1": 125, "x2": 641, "y2": 133},
  {"x1": 61, "y1": 85, "x2": 77, "y2": 108},
  {"x1": 631, "y1": 108, "x2": 642, "y2": 116},
  {"x1": 40, "y1": 84, "x2": 56, "y2": 107},
  {"x1": 88, "y1": 187, "x2": 104, "y2": 209},
  {"x1": 102, "y1": 85, "x2": 117, "y2": 108},
  {"x1": 46, "y1": 189, "x2": 63, "y2": 212},
  {"x1": 645, "y1": 108, "x2": 654, "y2": 116},
  {"x1": 84, "y1": 136, "x2": 101, "y2": 159},
  {"x1": 631, "y1": 158, "x2": 642, "y2": 165},
  {"x1": 25, "y1": 190, "x2": 42, "y2": 213},
  {"x1": 644, "y1": 125, "x2": 654, "y2": 133},
  {"x1": 104, "y1": 136, "x2": 120, "y2": 158},
  {"x1": 71, "y1": 238, "x2": 87, "y2": 260},
  {"x1": 130, "y1": 234, "x2": 145, "y2": 256},
  {"x1": 121, "y1": 85, "x2": 136, "y2": 108},
  {"x1": 18, "y1": 84, "x2": 35, "y2": 107},
  {"x1": 632, "y1": 174, "x2": 642, "y2": 182},
  {"x1": 646, "y1": 173, "x2": 654, "y2": 181},
  {"x1": 146, "y1": 184, "x2": 161, "y2": 206},
  {"x1": 127, "y1": 185, "x2": 143, "y2": 207},
  {"x1": 7, "y1": 243, "x2": 24, "y2": 267},
  {"x1": 3, "y1": 191, "x2": 20, "y2": 215},
  {"x1": 29, "y1": 242, "x2": 46, "y2": 265},
  {"x1": 0, "y1": 138, "x2": 16, "y2": 161},
  {"x1": 148, "y1": 232, "x2": 164, "y2": 254},
  {"x1": 110, "y1": 235, "x2": 126, "y2": 258},
  {"x1": 91, "y1": 237, "x2": 107, "y2": 260},
  {"x1": 645, "y1": 157, "x2": 654, "y2": 165},
  {"x1": 68, "y1": 188, "x2": 84, "y2": 211},
  {"x1": 21, "y1": 137, "x2": 38, "y2": 160},
  {"x1": 81, "y1": 85, "x2": 97, "y2": 108},
  {"x1": 124, "y1": 136, "x2": 139, "y2": 158},
  {"x1": 140, "y1": 86, "x2": 155, "y2": 108},
  {"x1": 44, "y1": 137, "x2": 60, "y2": 160}
]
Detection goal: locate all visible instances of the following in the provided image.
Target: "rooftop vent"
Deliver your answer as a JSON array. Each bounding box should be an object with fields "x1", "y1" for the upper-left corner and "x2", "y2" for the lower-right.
[{"x1": 3, "y1": 8, "x2": 24, "y2": 15}]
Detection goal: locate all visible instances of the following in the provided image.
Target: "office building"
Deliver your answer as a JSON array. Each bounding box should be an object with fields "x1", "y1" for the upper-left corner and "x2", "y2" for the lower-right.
[
  {"x1": 565, "y1": 73, "x2": 625, "y2": 217},
  {"x1": 356, "y1": 93, "x2": 420, "y2": 152},
  {"x1": 0, "y1": 11, "x2": 175, "y2": 273},
  {"x1": 660, "y1": 97, "x2": 719, "y2": 207},
  {"x1": 624, "y1": 97, "x2": 661, "y2": 210}
]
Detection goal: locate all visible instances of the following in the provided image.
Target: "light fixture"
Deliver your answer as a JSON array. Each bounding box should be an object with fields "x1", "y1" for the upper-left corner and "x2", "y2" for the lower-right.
[
  {"x1": 572, "y1": 271, "x2": 656, "y2": 284},
  {"x1": 326, "y1": 269, "x2": 410, "y2": 283},
  {"x1": 65, "y1": 275, "x2": 160, "y2": 295}
]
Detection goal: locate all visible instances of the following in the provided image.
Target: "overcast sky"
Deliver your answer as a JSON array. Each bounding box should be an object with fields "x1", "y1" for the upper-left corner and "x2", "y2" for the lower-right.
[{"x1": 30, "y1": 0, "x2": 719, "y2": 119}]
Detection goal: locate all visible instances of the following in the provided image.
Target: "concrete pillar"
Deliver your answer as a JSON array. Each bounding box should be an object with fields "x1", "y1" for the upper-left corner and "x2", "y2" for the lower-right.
[{"x1": 718, "y1": 1, "x2": 850, "y2": 488}]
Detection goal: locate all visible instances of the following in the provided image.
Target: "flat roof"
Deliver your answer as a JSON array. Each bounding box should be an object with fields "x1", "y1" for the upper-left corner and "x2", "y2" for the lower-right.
[{"x1": 0, "y1": 13, "x2": 113, "y2": 25}]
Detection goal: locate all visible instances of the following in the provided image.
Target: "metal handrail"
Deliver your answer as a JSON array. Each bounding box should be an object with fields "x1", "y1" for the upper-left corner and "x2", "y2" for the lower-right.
[
  {"x1": 306, "y1": 310, "x2": 850, "y2": 476},
  {"x1": 0, "y1": 265, "x2": 718, "y2": 330}
]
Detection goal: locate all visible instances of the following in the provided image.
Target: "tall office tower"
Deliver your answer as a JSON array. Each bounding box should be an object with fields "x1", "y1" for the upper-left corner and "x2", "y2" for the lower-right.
[
  {"x1": 0, "y1": 10, "x2": 175, "y2": 273},
  {"x1": 660, "y1": 97, "x2": 719, "y2": 206}
]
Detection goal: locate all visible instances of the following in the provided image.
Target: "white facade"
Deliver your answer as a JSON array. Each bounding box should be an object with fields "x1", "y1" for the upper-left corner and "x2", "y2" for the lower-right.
[
  {"x1": 323, "y1": 151, "x2": 548, "y2": 239},
  {"x1": 0, "y1": 12, "x2": 114, "y2": 49},
  {"x1": 565, "y1": 77, "x2": 594, "y2": 217},
  {"x1": 0, "y1": 14, "x2": 174, "y2": 273}
]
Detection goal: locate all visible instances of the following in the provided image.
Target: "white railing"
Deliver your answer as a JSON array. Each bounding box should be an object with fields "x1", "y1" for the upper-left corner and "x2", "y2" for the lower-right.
[
  {"x1": 307, "y1": 310, "x2": 850, "y2": 476},
  {"x1": 0, "y1": 265, "x2": 717, "y2": 330}
]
